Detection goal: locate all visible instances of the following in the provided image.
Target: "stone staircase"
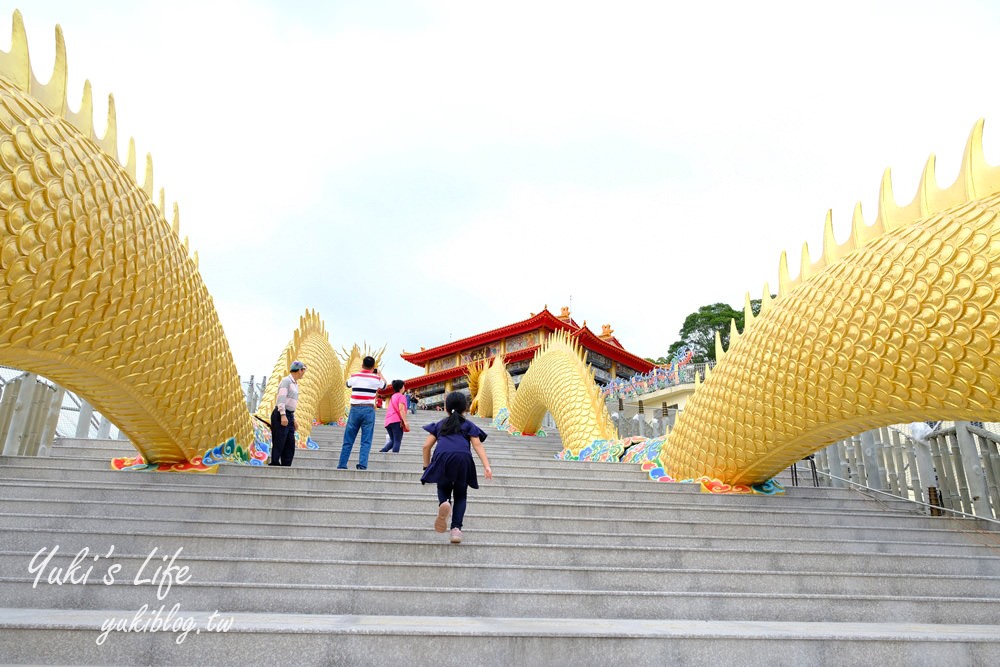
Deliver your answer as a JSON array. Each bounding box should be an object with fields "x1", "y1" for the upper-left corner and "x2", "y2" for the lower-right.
[{"x1": 0, "y1": 408, "x2": 998, "y2": 665}]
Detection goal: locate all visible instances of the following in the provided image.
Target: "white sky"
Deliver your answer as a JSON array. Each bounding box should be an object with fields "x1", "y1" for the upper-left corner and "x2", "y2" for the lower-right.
[{"x1": 12, "y1": 0, "x2": 1000, "y2": 382}]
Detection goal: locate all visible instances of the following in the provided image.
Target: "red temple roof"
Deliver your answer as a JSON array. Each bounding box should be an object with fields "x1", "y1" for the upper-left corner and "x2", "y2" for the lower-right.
[
  {"x1": 401, "y1": 308, "x2": 653, "y2": 390},
  {"x1": 401, "y1": 309, "x2": 575, "y2": 366},
  {"x1": 401, "y1": 346, "x2": 541, "y2": 391}
]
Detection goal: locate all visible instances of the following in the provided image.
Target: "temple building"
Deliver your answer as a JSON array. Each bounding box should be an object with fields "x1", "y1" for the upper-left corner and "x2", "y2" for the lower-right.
[{"x1": 401, "y1": 307, "x2": 654, "y2": 408}]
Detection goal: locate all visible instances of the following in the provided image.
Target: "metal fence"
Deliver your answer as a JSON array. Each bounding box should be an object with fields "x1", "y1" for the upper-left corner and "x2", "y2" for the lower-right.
[
  {"x1": 4, "y1": 363, "x2": 998, "y2": 523},
  {"x1": 0, "y1": 367, "x2": 130, "y2": 456},
  {"x1": 243, "y1": 375, "x2": 268, "y2": 414},
  {"x1": 812, "y1": 422, "x2": 1000, "y2": 523},
  {"x1": 609, "y1": 406, "x2": 674, "y2": 440}
]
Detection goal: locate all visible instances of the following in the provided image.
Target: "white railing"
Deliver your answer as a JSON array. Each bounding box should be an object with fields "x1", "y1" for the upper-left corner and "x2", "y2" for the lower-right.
[{"x1": 812, "y1": 422, "x2": 1000, "y2": 523}]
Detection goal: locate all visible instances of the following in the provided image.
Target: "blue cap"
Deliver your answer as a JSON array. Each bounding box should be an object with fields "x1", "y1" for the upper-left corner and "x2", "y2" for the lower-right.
[{"x1": 290, "y1": 360, "x2": 306, "y2": 371}]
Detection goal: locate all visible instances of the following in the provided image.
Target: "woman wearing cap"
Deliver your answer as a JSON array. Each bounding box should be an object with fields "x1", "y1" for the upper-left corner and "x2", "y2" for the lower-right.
[{"x1": 269, "y1": 360, "x2": 307, "y2": 467}]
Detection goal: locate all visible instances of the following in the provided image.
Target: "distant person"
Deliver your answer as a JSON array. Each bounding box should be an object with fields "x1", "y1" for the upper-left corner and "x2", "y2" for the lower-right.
[
  {"x1": 407, "y1": 391, "x2": 418, "y2": 414},
  {"x1": 338, "y1": 356, "x2": 386, "y2": 470},
  {"x1": 269, "y1": 360, "x2": 307, "y2": 467},
  {"x1": 421, "y1": 391, "x2": 492, "y2": 544},
  {"x1": 379, "y1": 380, "x2": 410, "y2": 453}
]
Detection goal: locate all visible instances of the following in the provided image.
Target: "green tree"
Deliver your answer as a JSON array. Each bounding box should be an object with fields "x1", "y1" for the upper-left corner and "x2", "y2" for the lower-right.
[{"x1": 665, "y1": 299, "x2": 763, "y2": 363}]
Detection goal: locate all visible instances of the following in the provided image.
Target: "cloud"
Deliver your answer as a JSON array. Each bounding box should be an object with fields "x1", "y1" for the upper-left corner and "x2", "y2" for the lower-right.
[{"x1": 11, "y1": 0, "x2": 1000, "y2": 379}]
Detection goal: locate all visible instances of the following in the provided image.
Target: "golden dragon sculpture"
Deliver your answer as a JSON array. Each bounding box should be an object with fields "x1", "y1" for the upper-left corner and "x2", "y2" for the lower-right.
[
  {"x1": 471, "y1": 121, "x2": 1000, "y2": 485},
  {"x1": 665, "y1": 121, "x2": 1000, "y2": 484},
  {"x1": 0, "y1": 11, "x2": 360, "y2": 468},
  {"x1": 2, "y1": 10, "x2": 997, "y2": 483}
]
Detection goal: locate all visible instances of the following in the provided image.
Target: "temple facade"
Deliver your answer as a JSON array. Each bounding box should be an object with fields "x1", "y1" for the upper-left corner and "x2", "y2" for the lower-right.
[{"x1": 401, "y1": 307, "x2": 654, "y2": 408}]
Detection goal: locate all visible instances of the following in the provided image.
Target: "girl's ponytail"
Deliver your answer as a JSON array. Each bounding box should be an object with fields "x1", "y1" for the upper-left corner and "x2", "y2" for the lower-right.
[{"x1": 439, "y1": 391, "x2": 468, "y2": 436}]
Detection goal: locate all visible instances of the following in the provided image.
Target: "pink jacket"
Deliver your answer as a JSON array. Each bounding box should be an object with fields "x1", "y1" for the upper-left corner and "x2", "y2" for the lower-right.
[{"x1": 384, "y1": 393, "x2": 407, "y2": 426}]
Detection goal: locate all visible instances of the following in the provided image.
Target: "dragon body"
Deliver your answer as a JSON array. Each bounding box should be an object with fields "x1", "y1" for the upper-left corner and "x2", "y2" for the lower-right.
[
  {"x1": 471, "y1": 123, "x2": 1000, "y2": 484},
  {"x1": 0, "y1": 11, "x2": 354, "y2": 464},
  {"x1": 3, "y1": 10, "x2": 998, "y2": 483},
  {"x1": 254, "y1": 310, "x2": 345, "y2": 442},
  {"x1": 471, "y1": 331, "x2": 616, "y2": 448},
  {"x1": 666, "y1": 126, "x2": 1000, "y2": 483}
]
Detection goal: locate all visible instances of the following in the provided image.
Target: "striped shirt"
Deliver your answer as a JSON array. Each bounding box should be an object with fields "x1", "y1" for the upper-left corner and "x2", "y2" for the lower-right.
[
  {"x1": 275, "y1": 375, "x2": 300, "y2": 415},
  {"x1": 346, "y1": 370, "x2": 386, "y2": 406}
]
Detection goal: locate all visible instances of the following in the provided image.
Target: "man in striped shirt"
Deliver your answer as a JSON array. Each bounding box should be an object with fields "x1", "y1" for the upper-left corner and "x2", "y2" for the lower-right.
[{"x1": 337, "y1": 356, "x2": 387, "y2": 470}]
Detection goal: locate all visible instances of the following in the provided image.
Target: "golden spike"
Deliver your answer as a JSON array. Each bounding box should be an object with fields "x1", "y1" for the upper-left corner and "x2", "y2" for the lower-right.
[
  {"x1": 182, "y1": 236, "x2": 189, "y2": 252},
  {"x1": 694, "y1": 371, "x2": 701, "y2": 388},
  {"x1": 97, "y1": 94, "x2": 118, "y2": 158},
  {"x1": 886, "y1": 156, "x2": 937, "y2": 225},
  {"x1": 760, "y1": 283, "x2": 774, "y2": 314},
  {"x1": 799, "y1": 242, "x2": 813, "y2": 283},
  {"x1": 125, "y1": 138, "x2": 137, "y2": 181},
  {"x1": 963, "y1": 118, "x2": 1000, "y2": 197},
  {"x1": 821, "y1": 209, "x2": 849, "y2": 265},
  {"x1": 705, "y1": 365, "x2": 712, "y2": 381},
  {"x1": 743, "y1": 292, "x2": 754, "y2": 330},
  {"x1": 65, "y1": 79, "x2": 94, "y2": 138},
  {"x1": 964, "y1": 118, "x2": 986, "y2": 197},
  {"x1": 142, "y1": 153, "x2": 153, "y2": 196},
  {"x1": 917, "y1": 151, "x2": 966, "y2": 218},
  {"x1": 0, "y1": 10, "x2": 30, "y2": 92},
  {"x1": 171, "y1": 203, "x2": 179, "y2": 235},
  {"x1": 30, "y1": 23, "x2": 67, "y2": 114},
  {"x1": 875, "y1": 167, "x2": 905, "y2": 233},
  {"x1": 193, "y1": 251, "x2": 198, "y2": 268},
  {"x1": 729, "y1": 318, "x2": 740, "y2": 345},
  {"x1": 778, "y1": 251, "x2": 792, "y2": 298},
  {"x1": 850, "y1": 201, "x2": 881, "y2": 249},
  {"x1": 158, "y1": 188, "x2": 165, "y2": 215},
  {"x1": 918, "y1": 153, "x2": 940, "y2": 217}
]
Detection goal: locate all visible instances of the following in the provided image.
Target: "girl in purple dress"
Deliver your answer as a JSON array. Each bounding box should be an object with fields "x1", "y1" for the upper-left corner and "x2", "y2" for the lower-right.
[{"x1": 420, "y1": 392, "x2": 493, "y2": 544}]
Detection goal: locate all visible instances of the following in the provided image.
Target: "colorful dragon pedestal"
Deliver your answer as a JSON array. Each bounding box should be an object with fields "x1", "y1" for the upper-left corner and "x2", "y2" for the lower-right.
[{"x1": 1, "y1": 10, "x2": 998, "y2": 483}]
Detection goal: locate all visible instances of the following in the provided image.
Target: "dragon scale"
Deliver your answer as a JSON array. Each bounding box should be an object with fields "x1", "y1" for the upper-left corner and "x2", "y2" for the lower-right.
[
  {"x1": 471, "y1": 331, "x2": 617, "y2": 452},
  {"x1": 0, "y1": 68, "x2": 253, "y2": 462},
  {"x1": 254, "y1": 310, "x2": 345, "y2": 442},
  {"x1": 471, "y1": 123, "x2": 1000, "y2": 485},
  {"x1": 470, "y1": 357, "x2": 516, "y2": 420},
  {"x1": 3, "y1": 10, "x2": 999, "y2": 483},
  {"x1": 510, "y1": 331, "x2": 617, "y2": 446},
  {"x1": 0, "y1": 11, "x2": 355, "y2": 463},
  {"x1": 666, "y1": 193, "x2": 1000, "y2": 484}
]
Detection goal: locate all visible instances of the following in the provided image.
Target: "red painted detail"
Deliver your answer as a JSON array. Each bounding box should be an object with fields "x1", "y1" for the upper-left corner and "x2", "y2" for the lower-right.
[
  {"x1": 401, "y1": 310, "x2": 654, "y2": 390},
  {"x1": 400, "y1": 310, "x2": 576, "y2": 366}
]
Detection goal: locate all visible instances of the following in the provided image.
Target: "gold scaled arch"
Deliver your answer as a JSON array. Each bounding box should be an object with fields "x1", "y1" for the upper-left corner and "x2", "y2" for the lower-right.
[
  {"x1": 0, "y1": 11, "x2": 251, "y2": 462},
  {"x1": 0, "y1": 11, "x2": 357, "y2": 464},
  {"x1": 664, "y1": 121, "x2": 1000, "y2": 484},
  {"x1": 470, "y1": 123, "x2": 1000, "y2": 485}
]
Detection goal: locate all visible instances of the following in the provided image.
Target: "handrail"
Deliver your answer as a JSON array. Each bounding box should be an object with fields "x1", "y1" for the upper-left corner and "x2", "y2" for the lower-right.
[
  {"x1": 602, "y1": 361, "x2": 716, "y2": 401},
  {"x1": 815, "y1": 468, "x2": 1000, "y2": 527},
  {"x1": 891, "y1": 423, "x2": 1000, "y2": 442}
]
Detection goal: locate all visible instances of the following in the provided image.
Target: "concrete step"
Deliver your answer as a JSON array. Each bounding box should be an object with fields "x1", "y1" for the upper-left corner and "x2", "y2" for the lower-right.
[
  {"x1": 48, "y1": 445, "x2": 642, "y2": 474},
  {"x1": 0, "y1": 478, "x2": 945, "y2": 529},
  {"x1": 3, "y1": 609, "x2": 997, "y2": 667},
  {"x1": 4, "y1": 550, "x2": 997, "y2": 597},
  {"x1": 1, "y1": 497, "x2": 987, "y2": 544},
  {"x1": 0, "y1": 459, "x2": 924, "y2": 513},
  {"x1": 3, "y1": 512, "x2": 996, "y2": 556},
  {"x1": 0, "y1": 576, "x2": 995, "y2": 623},
  {"x1": 3, "y1": 527, "x2": 998, "y2": 576},
  {"x1": 6, "y1": 415, "x2": 998, "y2": 664}
]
